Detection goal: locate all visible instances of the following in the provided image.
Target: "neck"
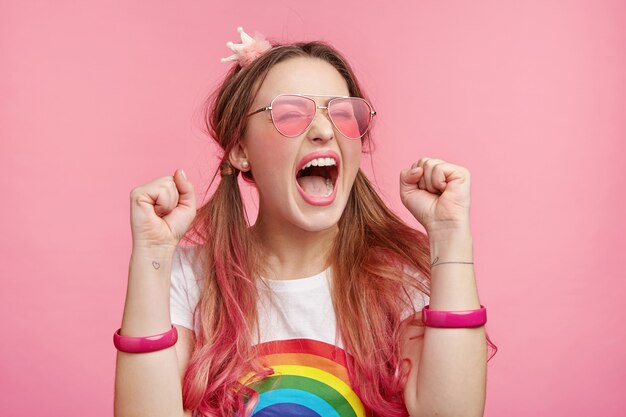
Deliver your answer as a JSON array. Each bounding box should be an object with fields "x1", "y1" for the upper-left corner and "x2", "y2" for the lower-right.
[{"x1": 251, "y1": 215, "x2": 337, "y2": 280}]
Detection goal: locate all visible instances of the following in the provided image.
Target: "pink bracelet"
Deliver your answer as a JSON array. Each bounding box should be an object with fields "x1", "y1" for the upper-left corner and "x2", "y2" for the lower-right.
[
  {"x1": 421, "y1": 305, "x2": 487, "y2": 328},
  {"x1": 113, "y1": 325, "x2": 178, "y2": 353}
]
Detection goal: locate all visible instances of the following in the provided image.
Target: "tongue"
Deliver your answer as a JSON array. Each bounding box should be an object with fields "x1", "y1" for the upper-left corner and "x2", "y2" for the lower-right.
[{"x1": 297, "y1": 175, "x2": 328, "y2": 197}]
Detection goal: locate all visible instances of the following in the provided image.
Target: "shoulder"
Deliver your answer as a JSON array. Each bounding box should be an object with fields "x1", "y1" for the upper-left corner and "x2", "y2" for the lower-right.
[
  {"x1": 171, "y1": 244, "x2": 203, "y2": 297},
  {"x1": 400, "y1": 264, "x2": 430, "y2": 293},
  {"x1": 398, "y1": 264, "x2": 430, "y2": 319},
  {"x1": 173, "y1": 245, "x2": 201, "y2": 279},
  {"x1": 399, "y1": 263, "x2": 428, "y2": 282},
  {"x1": 170, "y1": 245, "x2": 203, "y2": 333},
  {"x1": 175, "y1": 244, "x2": 199, "y2": 264}
]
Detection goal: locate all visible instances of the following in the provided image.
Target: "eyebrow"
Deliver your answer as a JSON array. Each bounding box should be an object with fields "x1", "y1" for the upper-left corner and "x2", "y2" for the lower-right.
[
  {"x1": 278, "y1": 96, "x2": 310, "y2": 103},
  {"x1": 299, "y1": 93, "x2": 347, "y2": 98}
]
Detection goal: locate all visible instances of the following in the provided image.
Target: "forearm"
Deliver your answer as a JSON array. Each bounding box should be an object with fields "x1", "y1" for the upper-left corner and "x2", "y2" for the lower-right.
[
  {"x1": 413, "y1": 226, "x2": 487, "y2": 417},
  {"x1": 114, "y1": 247, "x2": 185, "y2": 417}
]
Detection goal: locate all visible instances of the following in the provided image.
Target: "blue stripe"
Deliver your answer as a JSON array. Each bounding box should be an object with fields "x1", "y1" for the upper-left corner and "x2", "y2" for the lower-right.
[
  {"x1": 252, "y1": 403, "x2": 321, "y2": 417},
  {"x1": 252, "y1": 389, "x2": 341, "y2": 417}
]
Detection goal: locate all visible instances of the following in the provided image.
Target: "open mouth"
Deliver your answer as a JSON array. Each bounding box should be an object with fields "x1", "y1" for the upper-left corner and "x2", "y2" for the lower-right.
[{"x1": 295, "y1": 155, "x2": 339, "y2": 201}]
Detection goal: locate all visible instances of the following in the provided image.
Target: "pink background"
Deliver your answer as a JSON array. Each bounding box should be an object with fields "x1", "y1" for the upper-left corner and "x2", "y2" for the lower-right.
[{"x1": 1, "y1": 1, "x2": 625, "y2": 415}]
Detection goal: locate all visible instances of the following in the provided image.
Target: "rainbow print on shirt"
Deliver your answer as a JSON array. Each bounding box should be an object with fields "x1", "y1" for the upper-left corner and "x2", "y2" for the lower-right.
[{"x1": 242, "y1": 339, "x2": 366, "y2": 417}]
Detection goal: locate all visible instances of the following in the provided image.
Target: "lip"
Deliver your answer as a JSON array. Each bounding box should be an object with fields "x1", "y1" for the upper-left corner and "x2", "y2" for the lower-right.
[{"x1": 295, "y1": 150, "x2": 341, "y2": 206}]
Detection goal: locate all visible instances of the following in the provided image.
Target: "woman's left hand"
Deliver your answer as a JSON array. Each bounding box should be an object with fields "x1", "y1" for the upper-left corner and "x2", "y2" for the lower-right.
[{"x1": 399, "y1": 157, "x2": 472, "y2": 234}]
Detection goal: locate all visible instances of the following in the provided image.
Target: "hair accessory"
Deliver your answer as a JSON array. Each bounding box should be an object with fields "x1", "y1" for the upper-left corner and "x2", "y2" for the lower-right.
[
  {"x1": 220, "y1": 26, "x2": 272, "y2": 67},
  {"x1": 421, "y1": 305, "x2": 487, "y2": 328},
  {"x1": 113, "y1": 325, "x2": 178, "y2": 353}
]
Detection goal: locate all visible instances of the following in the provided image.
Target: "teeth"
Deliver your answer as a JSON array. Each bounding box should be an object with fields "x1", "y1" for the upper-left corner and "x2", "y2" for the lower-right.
[
  {"x1": 323, "y1": 177, "x2": 333, "y2": 197},
  {"x1": 301, "y1": 157, "x2": 337, "y2": 171}
]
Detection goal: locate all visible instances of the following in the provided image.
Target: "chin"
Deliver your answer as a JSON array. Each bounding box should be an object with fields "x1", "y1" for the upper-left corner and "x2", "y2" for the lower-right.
[
  {"x1": 298, "y1": 219, "x2": 341, "y2": 233},
  {"x1": 293, "y1": 202, "x2": 347, "y2": 233}
]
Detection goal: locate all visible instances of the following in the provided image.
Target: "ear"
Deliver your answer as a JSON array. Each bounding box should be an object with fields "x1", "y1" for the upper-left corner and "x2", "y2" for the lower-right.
[{"x1": 228, "y1": 141, "x2": 250, "y2": 172}]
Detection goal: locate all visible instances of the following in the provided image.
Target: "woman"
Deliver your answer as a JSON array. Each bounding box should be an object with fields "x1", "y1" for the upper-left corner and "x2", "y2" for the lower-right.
[{"x1": 114, "y1": 27, "x2": 496, "y2": 417}]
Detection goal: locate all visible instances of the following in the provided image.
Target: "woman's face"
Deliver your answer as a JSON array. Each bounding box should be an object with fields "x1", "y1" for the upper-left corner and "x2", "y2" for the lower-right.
[{"x1": 236, "y1": 56, "x2": 363, "y2": 233}]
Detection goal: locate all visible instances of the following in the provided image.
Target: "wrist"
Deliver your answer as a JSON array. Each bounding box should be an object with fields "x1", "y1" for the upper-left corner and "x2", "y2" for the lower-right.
[
  {"x1": 428, "y1": 225, "x2": 473, "y2": 245},
  {"x1": 130, "y1": 245, "x2": 177, "y2": 275},
  {"x1": 426, "y1": 221, "x2": 472, "y2": 240},
  {"x1": 428, "y1": 228, "x2": 474, "y2": 265},
  {"x1": 131, "y1": 244, "x2": 177, "y2": 259}
]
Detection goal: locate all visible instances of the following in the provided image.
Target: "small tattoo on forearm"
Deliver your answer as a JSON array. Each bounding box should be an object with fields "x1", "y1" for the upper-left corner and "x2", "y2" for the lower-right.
[
  {"x1": 431, "y1": 256, "x2": 474, "y2": 267},
  {"x1": 152, "y1": 261, "x2": 161, "y2": 270}
]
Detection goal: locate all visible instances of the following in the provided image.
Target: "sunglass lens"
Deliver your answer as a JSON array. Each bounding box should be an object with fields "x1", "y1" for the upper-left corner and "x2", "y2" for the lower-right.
[
  {"x1": 271, "y1": 96, "x2": 316, "y2": 137},
  {"x1": 329, "y1": 98, "x2": 372, "y2": 139}
]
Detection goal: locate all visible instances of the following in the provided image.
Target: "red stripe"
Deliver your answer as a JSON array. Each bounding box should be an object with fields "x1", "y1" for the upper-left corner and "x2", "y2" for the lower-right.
[{"x1": 254, "y1": 339, "x2": 349, "y2": 367}]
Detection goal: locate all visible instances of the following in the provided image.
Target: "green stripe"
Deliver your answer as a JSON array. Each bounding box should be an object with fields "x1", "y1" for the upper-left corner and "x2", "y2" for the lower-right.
[{"x1": 250, "y1": 375, "x2": 357, "y2": 417}]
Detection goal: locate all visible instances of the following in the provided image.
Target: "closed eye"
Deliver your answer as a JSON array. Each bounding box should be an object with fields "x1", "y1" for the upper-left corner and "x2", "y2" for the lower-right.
[
  {"x1": 331, "y1": 110, "x2": 353, "y2": 120},
  {"x1": 275, "y1": 111, "x2": 309, "y2": 123}
]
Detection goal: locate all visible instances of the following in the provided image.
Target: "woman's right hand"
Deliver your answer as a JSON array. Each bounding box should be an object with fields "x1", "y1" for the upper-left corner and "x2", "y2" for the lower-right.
[{"x1": 130, "y1": 168, "x2": 197, "y2": 250}]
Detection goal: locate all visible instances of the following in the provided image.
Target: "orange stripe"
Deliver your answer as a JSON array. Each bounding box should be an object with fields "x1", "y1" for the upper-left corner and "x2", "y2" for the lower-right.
[
  {"x1": 260, "y1": 353, "x2": 351, "y2": 385},
  {"x1": 255, "y1": 339, "x2": 349, "y2": 367}
]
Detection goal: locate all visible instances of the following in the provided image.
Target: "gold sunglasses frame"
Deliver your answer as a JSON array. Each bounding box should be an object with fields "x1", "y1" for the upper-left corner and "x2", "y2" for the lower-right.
[{"x1": 247, "y1": 93, "x2": 377, "y2": 139}]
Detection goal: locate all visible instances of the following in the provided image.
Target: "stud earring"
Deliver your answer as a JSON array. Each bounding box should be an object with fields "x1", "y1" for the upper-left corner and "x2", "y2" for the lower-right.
[{"x1": 241, "y1": 161, "x2": 250, "y2": 170}]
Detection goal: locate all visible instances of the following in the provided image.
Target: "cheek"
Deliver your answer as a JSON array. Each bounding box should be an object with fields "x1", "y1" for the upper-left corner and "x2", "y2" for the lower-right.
[
  {"x1": 345, "y1": 141, "x2": 363, "y2": 170},
  {"x1": 245, "y1": 124, "x2": 292, "y2": 168},
  {"x1": 248, "y1": 142, "x2": 298, "y2": 187},
  {"x1": 252, "y1": 141, "x2": 294, "y2": 169}
]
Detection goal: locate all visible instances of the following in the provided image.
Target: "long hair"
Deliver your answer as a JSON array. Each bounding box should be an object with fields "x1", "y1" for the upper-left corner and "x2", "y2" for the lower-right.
[{"x1": 179, "y1": 41, "x2": 497, "y2": 417}]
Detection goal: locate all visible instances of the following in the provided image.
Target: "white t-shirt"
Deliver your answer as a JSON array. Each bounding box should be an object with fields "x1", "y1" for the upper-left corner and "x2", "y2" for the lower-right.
[{"x1": 169, "y1": 245, "x2": 429, "y2": 416}]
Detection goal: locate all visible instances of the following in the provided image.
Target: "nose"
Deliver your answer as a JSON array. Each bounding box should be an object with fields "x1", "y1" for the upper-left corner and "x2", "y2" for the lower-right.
[{"x1": 305, "y1": 107, "x2": 334, "y2": 143}]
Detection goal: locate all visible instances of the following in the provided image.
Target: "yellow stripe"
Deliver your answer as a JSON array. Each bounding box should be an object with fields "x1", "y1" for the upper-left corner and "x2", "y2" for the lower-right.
[
  {"x1": 241, "y1": 365, "x2": 365, "y2": 417},
  {"x1": 261, "y1": 353, "x2": 351, "y2": 384}
]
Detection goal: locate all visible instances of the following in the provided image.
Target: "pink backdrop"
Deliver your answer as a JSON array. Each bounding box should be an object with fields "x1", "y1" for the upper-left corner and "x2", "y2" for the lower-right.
[{"x1": 2, "y1": 1, "x2": 625, "y2": 415}]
